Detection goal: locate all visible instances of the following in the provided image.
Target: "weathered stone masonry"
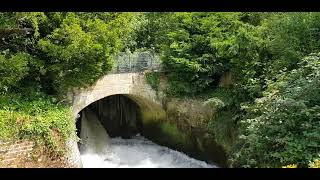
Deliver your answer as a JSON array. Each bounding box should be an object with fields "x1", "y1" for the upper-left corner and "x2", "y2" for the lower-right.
[
  {"x1": 70, "y1": 72, "x2": 163, "y2": 117},
  {"x1": 66, "y1": 72, "x2": 166, "y2": 168},
  {"x1": 0, "y1": 140, "x2": 34, "y2": 167},
  {"x1": 0, "y1": 140, "x2": 80, "y2": 168}
]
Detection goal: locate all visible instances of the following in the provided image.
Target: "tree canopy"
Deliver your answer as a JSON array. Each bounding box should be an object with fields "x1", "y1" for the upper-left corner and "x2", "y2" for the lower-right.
[{"x1": 0, "y1": 12, "x2": 141, "y2": 95}]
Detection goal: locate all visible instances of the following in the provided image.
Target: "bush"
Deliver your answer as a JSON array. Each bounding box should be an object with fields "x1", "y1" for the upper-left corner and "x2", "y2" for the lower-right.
[{"x1": 230, "y1": 53, "x2": 320, "y2": 168}]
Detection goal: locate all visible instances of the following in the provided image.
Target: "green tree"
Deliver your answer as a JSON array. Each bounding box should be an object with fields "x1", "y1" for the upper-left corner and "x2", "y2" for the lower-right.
[
  {"x1": 0, "y1": 51, "x2": 30, "y2": 93},
  {"x1": 38, "y1": 13, "x2": 139, "y2": 94},
  {"x1": 263, "y1": 12, "x2": 320, "y2": 77},
  {"x1": 1, "y1": 12, "x2": 140, "y2": 96},
  {"x1": 158, "y1": 12, "x2": 267, "y2": 97}
]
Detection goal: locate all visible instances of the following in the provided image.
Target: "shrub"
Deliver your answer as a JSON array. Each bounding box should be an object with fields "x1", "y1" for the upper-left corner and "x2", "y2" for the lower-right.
[{"x1": 230, "y1": 53, "x2": 320, "y2": 168}]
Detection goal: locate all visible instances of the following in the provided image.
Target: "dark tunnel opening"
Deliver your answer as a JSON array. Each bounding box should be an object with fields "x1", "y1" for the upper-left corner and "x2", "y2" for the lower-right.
[{"x1": 76, "y1": 94, "x2": 144, "y2": 142}]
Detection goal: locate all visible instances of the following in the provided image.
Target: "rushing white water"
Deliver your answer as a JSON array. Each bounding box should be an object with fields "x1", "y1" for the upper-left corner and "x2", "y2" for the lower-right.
[{"x1": 79, "y1": 108, "x2": 217, "y2": 168}]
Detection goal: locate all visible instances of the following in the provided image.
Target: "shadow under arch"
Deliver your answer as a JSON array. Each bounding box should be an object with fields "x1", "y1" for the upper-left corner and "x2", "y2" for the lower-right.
[
  {"x1": 73, "y1": 93, "x2": 227, "y2": 167},
  {"x1": 75, "y1": 93, "x2": 166, "y2": 140}
]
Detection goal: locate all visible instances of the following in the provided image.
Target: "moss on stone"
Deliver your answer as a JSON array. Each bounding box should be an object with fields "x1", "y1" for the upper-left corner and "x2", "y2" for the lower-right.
[{"x1": 158, "y1": 122, "x2": 189, "y2": 148}]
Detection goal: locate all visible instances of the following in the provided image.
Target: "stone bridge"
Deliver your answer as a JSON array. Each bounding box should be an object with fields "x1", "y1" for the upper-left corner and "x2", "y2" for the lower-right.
[
  {"x1": 69, "y1": 72, "x2": 165, "y2": 119},
  {"x1": 67, "y1": 72, "x2": 167, "y2": 168},
  {"x1": 68, "y1": 51, "x2": 164, "y2": 118},
  {"x1": 66, "y1": 51, "x2": 166, "y2": 167}
]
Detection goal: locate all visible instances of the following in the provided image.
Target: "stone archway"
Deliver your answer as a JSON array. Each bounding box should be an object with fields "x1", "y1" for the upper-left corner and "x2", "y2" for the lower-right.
[
  {"x1": 69, "y1": 73, "x2": 164, "y2": 117},
  {"x1": 66, "y1": 73, "x2": 166, "y2": 168},
  {"x1": 68, "y1": 72, "x2": 166, "y2": 129}
]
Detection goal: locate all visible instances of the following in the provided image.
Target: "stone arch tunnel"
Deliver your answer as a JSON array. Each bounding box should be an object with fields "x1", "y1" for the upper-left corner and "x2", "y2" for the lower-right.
[
  {"x1": 66, "y1": 73, "x2": 166, "y2": 167},
  {"x1": 76, "y1": 93, "x2": 164, "y2": 139},
  {"x1": 70, "y1": 73, "x2": 164, "y2": 116},
  {"x1": 76, "y1": 94, "x2": 143, "y2": 139},
  {"x1": 69, "y1": 72, "x2": 166, "y2": 133}
]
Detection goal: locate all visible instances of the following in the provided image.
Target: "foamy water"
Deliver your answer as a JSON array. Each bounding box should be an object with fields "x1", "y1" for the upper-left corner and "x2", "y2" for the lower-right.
[
  {"x1": 79, "y1": 108, "x2": 217, "y2": 168},
  {"x1": 81, "y1": 136, "x2": 216, "y2": 168}
]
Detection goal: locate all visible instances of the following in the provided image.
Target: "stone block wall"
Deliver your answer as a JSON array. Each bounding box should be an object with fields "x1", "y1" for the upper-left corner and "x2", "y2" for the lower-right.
[
  {"x1": 0, "y1": 140, "x2": 80, "y2": 168},
  {"x1": 0, "y1": 140, "x2": 34, "y2": 167}
]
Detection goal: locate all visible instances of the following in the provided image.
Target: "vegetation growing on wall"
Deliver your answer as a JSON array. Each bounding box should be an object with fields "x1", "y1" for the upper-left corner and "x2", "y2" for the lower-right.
[
  {"x1": 204, "y1": 88, "x2": 239, "y2": 153},
  {"x1": 145, "y1": 71, "x2": 160, "y2": 92},
  {"x1": 0, "y1": 93, "x2": 76, "y2": 155}
]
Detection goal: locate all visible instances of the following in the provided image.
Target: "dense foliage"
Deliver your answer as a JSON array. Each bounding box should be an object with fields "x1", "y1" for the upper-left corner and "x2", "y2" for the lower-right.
[
  {"x1": 0, "y1": 12, "x2": 140, "y2": 95},
  {"x1": 1, "y1": 12, "x2": 319, "y2": 167},
  {"x1": 148, "y1": 12, "x2": 267, "y2": 97},
  {"x1": 135, "y1": 12, "x2": 320, "y2": 167},
  {"x1": 0, "y1": 52, "x2": 30, "y2": 92},
  {"x1": 204, "y1": 87, "x2": 239, "y2": 153},
  {"x1": 134, "y1": 12, "x2": 320, "y2": 167},
  {"x1": 230, "y1": 53, "x2": 320, "y2": 167}
]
